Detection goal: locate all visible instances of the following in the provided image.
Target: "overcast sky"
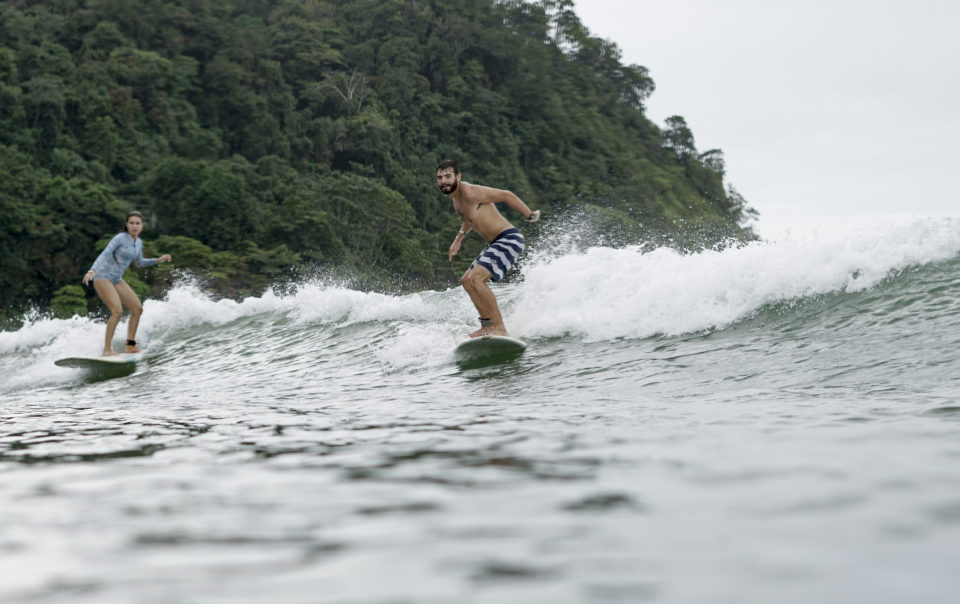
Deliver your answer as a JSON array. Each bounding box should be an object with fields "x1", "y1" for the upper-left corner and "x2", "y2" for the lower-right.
[{"x1": 574, "y1": 0, "x2": 960, "y2": 230}]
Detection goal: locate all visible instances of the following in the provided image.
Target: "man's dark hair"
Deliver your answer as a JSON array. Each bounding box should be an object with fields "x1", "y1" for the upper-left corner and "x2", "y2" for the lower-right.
[{"x1": 436, "y1": 159, "x2": 459, "y2": 174}]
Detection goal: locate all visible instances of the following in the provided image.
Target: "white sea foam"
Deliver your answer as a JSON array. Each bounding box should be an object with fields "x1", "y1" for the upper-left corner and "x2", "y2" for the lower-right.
[{"x1": 510, "y1": 215, "x2": 960, "y2": 341}]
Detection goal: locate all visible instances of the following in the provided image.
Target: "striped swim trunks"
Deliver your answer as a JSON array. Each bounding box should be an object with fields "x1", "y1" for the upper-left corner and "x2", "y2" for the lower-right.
[{"x1": 471, "y1": 228, "x2": 525, "y2": 282}]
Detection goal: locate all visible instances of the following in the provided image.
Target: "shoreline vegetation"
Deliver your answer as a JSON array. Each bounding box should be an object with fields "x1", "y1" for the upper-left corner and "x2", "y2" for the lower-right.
[{"x1": 1, "y1": 0, "x2": 757, "y2": 329}]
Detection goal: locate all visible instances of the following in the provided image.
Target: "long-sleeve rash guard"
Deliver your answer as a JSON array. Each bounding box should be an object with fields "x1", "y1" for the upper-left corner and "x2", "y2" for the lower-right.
[{"x1": 89, "y1": 232, "x2": 158, "y2": 284}]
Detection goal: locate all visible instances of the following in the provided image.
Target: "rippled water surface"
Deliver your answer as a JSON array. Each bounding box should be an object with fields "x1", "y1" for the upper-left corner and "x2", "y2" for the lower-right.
[{"x1": 3, "y1": 217, "x2": 960, "y2": 603}]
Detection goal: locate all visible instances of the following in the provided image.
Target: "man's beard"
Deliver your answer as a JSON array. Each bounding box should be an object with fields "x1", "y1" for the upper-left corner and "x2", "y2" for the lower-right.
[{"x1": 440, "y1": 181, "x2": 458, "y2": 194}]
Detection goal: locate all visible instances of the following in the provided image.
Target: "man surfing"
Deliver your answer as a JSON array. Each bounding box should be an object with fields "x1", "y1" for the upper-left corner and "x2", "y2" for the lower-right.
[{"x1": 437, "y1": 159, "x2": 540, "y2": 338}]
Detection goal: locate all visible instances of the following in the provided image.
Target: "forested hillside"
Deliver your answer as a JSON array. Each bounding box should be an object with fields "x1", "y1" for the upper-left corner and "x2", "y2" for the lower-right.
[{"x1": 0, "y1": 0, "x2": 757, "y2": 325}]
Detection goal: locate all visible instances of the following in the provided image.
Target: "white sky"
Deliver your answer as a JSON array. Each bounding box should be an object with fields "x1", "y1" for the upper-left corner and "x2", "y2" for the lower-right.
[{"x1": 574, "y1": 0, "x2": 960, "y2": 231}]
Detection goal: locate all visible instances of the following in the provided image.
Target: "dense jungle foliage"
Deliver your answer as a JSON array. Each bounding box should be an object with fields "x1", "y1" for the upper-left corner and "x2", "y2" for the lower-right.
[{"x1": 0, "y1": 0, "x2": 757, "y2": 325}]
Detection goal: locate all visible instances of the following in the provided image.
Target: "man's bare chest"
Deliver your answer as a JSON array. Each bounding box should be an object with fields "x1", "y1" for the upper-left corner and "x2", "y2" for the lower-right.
[{"x1": 453, "y1": 199, "x2": 482, "y2": 221}]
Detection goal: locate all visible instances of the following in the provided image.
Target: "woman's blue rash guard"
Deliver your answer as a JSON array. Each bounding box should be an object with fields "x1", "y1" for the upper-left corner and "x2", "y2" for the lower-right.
[{"x1": 89, "y1": 233, "x2": 158, "y2": 285}]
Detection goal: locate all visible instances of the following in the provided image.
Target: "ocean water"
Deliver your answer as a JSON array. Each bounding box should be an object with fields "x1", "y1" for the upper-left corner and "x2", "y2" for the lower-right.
[{"x1": 2, "y1": 216, "x2": 959, "y2": 603}]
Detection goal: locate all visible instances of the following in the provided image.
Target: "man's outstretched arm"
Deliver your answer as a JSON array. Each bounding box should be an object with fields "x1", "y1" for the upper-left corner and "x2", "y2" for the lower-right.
[{"x1": 475, "y1": 186, "x2": 539, "y2": 221}]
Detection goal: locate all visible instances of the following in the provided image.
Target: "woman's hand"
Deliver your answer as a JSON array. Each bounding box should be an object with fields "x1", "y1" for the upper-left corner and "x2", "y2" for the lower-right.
[
  {"x1": 158, "y1": 254, "x2": 172, "y2": 263},
  {"x1": 82, "y1": 270, "x2": 94, "y2": 285}
]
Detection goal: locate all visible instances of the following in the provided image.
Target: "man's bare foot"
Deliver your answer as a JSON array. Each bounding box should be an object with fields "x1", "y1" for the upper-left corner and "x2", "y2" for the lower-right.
[
  {"x1": 468, "y1": 326, "x2": 509, "y2": 338},
  {"x1": 102, "y1": 350, "x2": 118, "y2": 357},
  {"x1": 470, "y1": 317, "x2": 495, "y2": 338},
  {"x1": 125, "y1": 345, "x2": 141, "y2": 354}
]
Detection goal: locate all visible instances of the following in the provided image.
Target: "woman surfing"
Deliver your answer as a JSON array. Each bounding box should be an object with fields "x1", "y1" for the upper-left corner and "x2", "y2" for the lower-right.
[{"x1": 81, "y1": 211, "x2": 171, "y2": 356}]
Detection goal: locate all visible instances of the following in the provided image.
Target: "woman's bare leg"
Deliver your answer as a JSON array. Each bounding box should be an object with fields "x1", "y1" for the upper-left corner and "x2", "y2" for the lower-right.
[
  {"x1": 93, "y1": 279, "x2": 123, "y2": 355},
  {"x1": 114, "y1": 281, "x2": 143, "y2": 353}
]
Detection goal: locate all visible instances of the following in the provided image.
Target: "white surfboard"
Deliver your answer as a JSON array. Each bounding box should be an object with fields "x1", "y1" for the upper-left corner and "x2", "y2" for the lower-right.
[
  {"x1": 55, "y1": 354, "x2": 140, "y2": 369},
  {"x1": 455, "y1": 335, "x2": 527, "y2": 363}
]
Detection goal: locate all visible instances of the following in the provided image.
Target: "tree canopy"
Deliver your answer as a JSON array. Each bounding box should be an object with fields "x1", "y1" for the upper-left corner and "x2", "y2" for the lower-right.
[{"x1": 0, "y1": 0, "x2": 757, "y2": 326}]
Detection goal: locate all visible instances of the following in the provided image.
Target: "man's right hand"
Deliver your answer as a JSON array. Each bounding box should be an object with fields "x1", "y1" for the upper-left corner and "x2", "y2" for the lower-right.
[{"x1": 448, "y1": 240, "x2": 461, "y2": 262}]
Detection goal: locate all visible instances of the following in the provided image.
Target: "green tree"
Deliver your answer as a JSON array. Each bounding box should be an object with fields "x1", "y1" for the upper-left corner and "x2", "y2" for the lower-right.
[
  {"x1": 663, "y1": 115, "x2": 696, "y2": 161},
  {"x1": 50, "y1": 285, "x2": 88, "y2": 319},
  {"x1": 317, "y1": 172, "x2": 419, "y2": 270}
]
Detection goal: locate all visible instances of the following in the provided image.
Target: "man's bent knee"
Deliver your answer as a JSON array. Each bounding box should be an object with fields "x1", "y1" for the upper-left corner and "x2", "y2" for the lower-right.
[{"x1": 463, "y1": 267, "x2": 491, "y2": 285}]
